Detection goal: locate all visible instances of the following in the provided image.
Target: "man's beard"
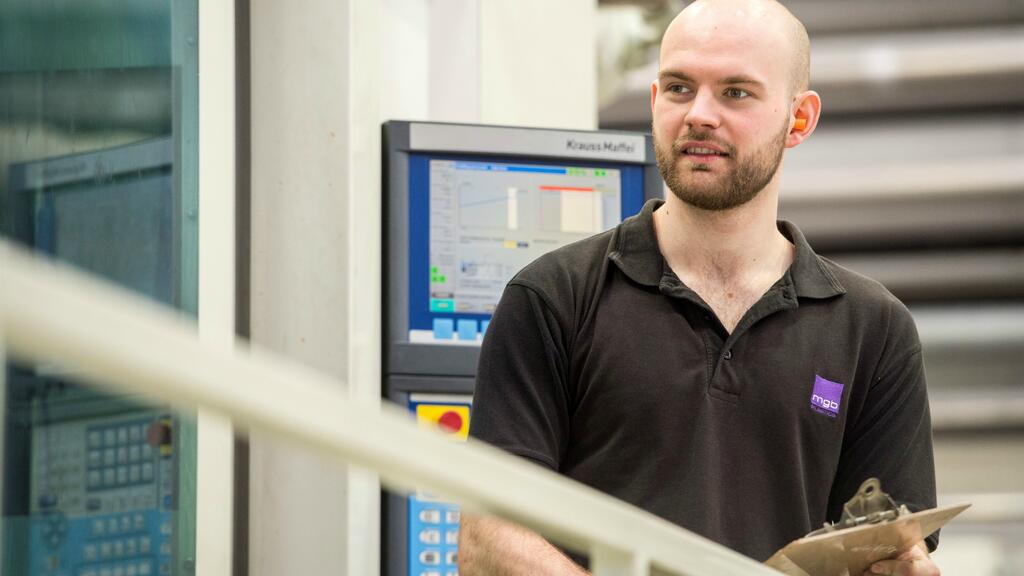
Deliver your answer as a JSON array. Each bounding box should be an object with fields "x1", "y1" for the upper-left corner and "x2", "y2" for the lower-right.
[{"x1": 654, "y1": 118, "x2": 789, "y2": 211}]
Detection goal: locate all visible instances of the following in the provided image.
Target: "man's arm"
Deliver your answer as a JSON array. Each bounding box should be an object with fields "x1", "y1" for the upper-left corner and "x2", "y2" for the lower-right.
[
  {"x1": 828, "y1": 300, "x2": 939, "y2": 549},
  {"x1": 836, "y1": 301, "x2": 940, "y2": 575},
  {"x1": 458, "y1": 512, "x2": 589, "y2": 576},
  {"x1": 466, "y1": 280, "x2": 580, "y2": 574}
]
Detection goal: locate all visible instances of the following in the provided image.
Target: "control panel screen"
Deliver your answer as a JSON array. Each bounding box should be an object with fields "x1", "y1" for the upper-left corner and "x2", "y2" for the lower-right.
[{"x1": 407, "y1": 155, "x2": 646, "y2": 345}]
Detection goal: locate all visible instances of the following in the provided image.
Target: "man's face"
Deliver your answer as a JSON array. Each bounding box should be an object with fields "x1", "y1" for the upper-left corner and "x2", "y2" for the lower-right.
[
  {"x1": 653, "y1": 115, "x2": 789, "y2": 211},
  {"x1": 651, "y1": 7, "x2": 796, "y2": 211}
]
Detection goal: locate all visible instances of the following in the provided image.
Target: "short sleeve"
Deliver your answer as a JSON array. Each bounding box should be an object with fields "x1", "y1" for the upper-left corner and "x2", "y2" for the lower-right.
[
  {"x1": 469, "y1": 282, "x2": 573, "y2": 471},
  {"x1": 828, "y1": 306, "x2": 939, "y2": 551}
]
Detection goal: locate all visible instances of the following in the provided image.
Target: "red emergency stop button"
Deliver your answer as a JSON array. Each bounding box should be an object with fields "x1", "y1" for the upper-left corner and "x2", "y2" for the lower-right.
[{"x1": 437, "y1": 410, "x2": 463, "y2": 434}]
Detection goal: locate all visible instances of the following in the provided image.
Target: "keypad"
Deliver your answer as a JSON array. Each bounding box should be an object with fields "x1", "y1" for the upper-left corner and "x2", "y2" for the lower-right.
[
  {"x1": 28, "y1": 412, "x2": 174, "y2": 576},
  {"x1": 86, "y1": 421, "x2": 156, "y2": 492},
  {"x1": 410, "y1": 498, "x2": 461, "y2": 576},
  {"x1": 74, "y1": 512, "x2": 164, "y2": 576}
]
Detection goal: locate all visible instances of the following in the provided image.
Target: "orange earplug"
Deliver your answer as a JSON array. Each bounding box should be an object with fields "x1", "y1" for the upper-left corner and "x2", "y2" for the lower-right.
[{"x1": 793, "y1": 118, "x2": 807, "y2": 131}]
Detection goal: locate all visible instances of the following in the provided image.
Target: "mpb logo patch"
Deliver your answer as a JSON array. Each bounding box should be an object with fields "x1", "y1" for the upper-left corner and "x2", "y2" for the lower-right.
[{"x1": 810, "y1": 375, "x2": 844, "y2": 418}]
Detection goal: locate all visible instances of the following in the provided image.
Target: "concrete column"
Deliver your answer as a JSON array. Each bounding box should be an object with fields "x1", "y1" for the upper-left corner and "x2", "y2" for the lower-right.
[
  {"x1": 248, "y1": 0, "x2": 380, "y2": 574},
  {"x1": 478, "y1": 0, "x2": 597, "y2": 129}
]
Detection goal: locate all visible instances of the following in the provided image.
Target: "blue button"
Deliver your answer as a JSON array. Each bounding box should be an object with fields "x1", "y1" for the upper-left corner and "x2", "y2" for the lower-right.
[
  {"x1": 432, "y1": 318, "x2": 454, "y2": 340},
  {"x1": 481, "y1": 320, "x2": 490, "y2": 335},
  {"x1": 457, "y1": 320, "x2": 478, "y2": 341}
]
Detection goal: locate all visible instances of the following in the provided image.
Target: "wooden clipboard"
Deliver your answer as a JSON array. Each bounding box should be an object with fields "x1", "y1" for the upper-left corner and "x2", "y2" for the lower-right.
[{"x1": 764, "y1": 502, "x2": 971, "y2": 576}]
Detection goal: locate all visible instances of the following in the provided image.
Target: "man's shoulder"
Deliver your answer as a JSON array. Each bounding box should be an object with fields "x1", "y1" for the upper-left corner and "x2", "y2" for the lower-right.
[
  {"x1": 818, "y1": 256, "x2": 899, "y2": 304},
  {"x1": 817, "y1": 255, "x2": 918, "y2": 337}
]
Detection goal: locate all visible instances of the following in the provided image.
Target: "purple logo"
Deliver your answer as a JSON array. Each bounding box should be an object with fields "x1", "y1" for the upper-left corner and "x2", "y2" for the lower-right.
[{"x1": 810, "y1": 375, "x2": 844, "y2": 418}]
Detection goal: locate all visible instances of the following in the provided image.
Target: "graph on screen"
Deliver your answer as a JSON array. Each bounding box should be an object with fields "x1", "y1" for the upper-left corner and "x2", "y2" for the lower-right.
[{"x1": 428, "y1": 160, "x2": 621, "y2": 316}]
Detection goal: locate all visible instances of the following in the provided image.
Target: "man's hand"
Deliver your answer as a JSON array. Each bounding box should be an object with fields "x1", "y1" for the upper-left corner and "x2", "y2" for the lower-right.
[{"x1": 865, "y1": 541, "x2": 939, "y2": 576}]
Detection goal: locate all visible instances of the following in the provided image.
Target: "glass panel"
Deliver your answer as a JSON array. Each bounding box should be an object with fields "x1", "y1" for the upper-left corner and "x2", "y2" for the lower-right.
[{"x1": 0, "y1": 2, "x2": 199, "y2": 575}]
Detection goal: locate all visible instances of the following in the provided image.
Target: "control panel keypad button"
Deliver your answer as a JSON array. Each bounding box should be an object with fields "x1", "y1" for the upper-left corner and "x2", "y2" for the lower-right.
[
  {"x1": 418, "y1": 509, "x2": 441, "y2": 524},
  {"x1": 419, "y1": 550, "x2": 441, "y2": 565}
]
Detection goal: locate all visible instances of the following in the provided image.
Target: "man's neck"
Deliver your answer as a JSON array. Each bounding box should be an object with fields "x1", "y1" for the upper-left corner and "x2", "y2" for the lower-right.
[{"x1": 653, "y1": 186, "x2": 793, "y2": 286}]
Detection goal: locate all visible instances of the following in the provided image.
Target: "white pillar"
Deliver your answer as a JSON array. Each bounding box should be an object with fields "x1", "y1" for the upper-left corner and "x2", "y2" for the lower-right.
[
  {"x1": 248, "y1": 0, "x2": 381, "y2": 574},
  {"x1": 197, "y1": 0, "x2": 237, "y2": 574},
  {"x1": 478, "y1": 0, "x2": 598, "y2": 129},
  {"x1": 384, "y1": 0, "x2": 598, "y2": 129}
]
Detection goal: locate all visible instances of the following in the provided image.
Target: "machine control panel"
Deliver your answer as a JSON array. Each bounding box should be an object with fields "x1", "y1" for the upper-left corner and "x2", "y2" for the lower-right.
[
  {"x1": 29, "y1": 411, "x2": 176, "y2": 576},
  {"x1": 407, "y1": 394, "x2": 472, "y2": 576}
]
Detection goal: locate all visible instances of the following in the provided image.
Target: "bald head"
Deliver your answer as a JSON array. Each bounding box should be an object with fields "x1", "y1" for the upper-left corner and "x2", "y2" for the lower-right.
[{"x1": 662, "y1": 0, "x2": 810, "y2": 95}]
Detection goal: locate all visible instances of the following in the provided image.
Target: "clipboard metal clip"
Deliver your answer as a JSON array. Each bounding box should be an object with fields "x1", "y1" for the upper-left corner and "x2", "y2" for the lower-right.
[{"x1": 807, "y1": 478, "x2": 910, "y2": 537}]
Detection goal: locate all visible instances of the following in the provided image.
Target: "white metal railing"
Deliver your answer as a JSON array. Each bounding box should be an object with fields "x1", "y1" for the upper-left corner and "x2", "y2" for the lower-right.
[{"x1": 0, "y1": 240, "x2": 781, "y2": 576}]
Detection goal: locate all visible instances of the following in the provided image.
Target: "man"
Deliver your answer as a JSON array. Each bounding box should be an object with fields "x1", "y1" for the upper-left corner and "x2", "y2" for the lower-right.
[{"x1": 461, "y1": 1, "x2": 940, "y2": 575}]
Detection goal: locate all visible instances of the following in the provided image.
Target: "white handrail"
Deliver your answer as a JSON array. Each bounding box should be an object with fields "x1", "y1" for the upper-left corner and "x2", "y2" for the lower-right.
[{"x1": 0, "y1": 240, "x2": 781, "y2": 576}]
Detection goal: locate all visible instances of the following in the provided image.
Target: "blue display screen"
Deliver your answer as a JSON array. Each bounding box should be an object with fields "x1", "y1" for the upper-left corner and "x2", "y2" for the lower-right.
[{"x1": 407, "y1": 153, "x2": 646, "y2": 343}]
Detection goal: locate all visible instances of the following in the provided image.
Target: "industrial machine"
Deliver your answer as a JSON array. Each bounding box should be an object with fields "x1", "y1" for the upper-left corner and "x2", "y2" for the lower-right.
[{"x1": 2, "y1": 138, "x2": 194, "y2": 576}]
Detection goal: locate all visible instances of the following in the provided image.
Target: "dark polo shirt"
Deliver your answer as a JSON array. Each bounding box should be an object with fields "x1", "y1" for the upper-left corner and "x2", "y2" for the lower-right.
[{"x1": 470, "y1": 198, "x2": 938, "y2": 561}]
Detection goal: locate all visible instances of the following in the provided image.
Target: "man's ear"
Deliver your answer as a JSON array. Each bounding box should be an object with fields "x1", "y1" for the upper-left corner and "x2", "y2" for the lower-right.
[
  {"x1": 785, "y1": 90, "x2": 821, "y2": 148},
  {"x1": 650, "y1": 81, "x2": 659, "y2": 117}
]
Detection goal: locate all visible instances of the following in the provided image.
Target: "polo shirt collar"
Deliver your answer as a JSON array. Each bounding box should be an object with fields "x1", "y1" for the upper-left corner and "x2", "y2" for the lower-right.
[
  {"x1": 609, "y1": 198, "x2": 845, "y2": 299},
  {"x1": 777, "y1": 219, "x2": 847, "y2": 299}
]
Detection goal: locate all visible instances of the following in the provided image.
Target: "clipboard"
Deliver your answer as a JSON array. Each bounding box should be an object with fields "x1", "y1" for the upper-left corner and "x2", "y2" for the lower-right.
[{"x1": 764, "y1": 479, "x2": 970, "y2": 576}]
